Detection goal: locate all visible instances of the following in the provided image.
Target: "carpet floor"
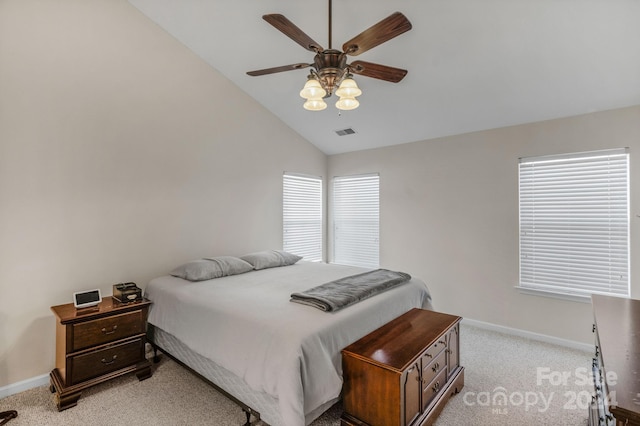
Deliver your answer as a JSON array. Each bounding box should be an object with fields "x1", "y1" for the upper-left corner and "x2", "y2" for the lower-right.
[{"x1": 0, "y1": 324, "x2": 592, "y2": 425}]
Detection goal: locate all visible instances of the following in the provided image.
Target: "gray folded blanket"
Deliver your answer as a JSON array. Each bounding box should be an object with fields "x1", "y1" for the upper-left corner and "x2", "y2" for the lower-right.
[{"x1": 290, "y1": 269, "x2": 411, "y2": 312}]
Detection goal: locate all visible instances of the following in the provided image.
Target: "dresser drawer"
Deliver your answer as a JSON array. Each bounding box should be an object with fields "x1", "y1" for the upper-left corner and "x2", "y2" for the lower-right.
[
  {"x1": 422, "y1": 367, "x2": 448, "y2": 409},
  {"x1": 421, "y1": 337, "x2": 446, "y2": 366},
  {"x1": 72, "y1": 310, "x2": 143, "y2": 351},
  {"x1": 421, "y1": 347, "x2": 447, "y2": 388},
  {"x1": 70, "y1": 338, "x2": 144, "y2": 385}
]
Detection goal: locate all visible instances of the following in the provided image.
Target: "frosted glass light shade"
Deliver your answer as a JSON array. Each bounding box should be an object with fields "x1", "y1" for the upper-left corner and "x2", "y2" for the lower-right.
[
  {"x1": 300, "y1": 78, "x2": 326, "y2": 99},
  {"x1": 335, "y1": 77, "x2": 362, "y2": 98},
  {"x1": 303, "y1": 98, "x2": 327, "y2": 111},
  {"x1": 335, "y1": 97, "x2": 359, "y2": 110}
]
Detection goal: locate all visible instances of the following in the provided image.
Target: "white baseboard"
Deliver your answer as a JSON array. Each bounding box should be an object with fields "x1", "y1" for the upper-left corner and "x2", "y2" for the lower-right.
[
  {"x1": 462, "y1": 318, "x2": 593, "y2": 353},
  {"x1": 0, "y1": 373, "x2": 49, "y2": 399}
]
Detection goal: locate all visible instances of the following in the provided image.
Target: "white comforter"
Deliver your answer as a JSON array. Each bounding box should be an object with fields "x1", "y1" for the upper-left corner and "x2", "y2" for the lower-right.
[{"x1": 145, "y1": 261, "x2": 432, "y2": 426}]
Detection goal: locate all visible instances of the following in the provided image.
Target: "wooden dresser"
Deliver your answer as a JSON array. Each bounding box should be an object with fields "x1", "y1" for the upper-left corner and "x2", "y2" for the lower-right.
[
  {"x1": 341, "y1": 308, "x2": 464, "y2": 426},
  {"x1": 590, "y1": 295, "x2": 640, "y2": 426},
  {"x1": 49, "y1": 297, "x2": 152, "y2": 410}
]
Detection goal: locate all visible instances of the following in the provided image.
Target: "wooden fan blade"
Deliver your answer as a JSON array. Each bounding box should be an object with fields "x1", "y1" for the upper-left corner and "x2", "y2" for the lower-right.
[
  {"x1": 263, "y1": 14, "x2": 324, "y2": 52},
  {"x1": 247, "y1": 63, "x2": 311, "y2": 76},
  {"x1": 350, "y1": 60, "x2": 407, "y2": 83},
  {"x1": 343, "y1": 12, "x2": 412, "y2": 56}
]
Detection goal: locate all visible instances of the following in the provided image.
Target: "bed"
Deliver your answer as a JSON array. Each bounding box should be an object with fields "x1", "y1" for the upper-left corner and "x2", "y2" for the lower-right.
[{"x1": 144, "y1": 259, "x2": 432, "y2": 426}]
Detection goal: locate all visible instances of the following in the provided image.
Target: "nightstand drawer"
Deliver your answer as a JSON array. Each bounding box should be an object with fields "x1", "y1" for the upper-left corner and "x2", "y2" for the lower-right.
[
  {"x1": 72, "y1": 310, "x2": 143, "y2": 351},
  {"x1": 70, "y1": 338, "x2": 144, "y2": 385}
]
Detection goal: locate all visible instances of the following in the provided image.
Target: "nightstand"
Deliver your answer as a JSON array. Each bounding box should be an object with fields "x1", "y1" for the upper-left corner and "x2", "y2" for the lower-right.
[{"x1": 49, "y1": 297, "x2": 152, "y2": 411}]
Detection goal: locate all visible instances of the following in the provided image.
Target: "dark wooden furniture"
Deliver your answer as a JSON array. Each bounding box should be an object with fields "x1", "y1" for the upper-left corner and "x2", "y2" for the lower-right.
[
  {"x1": 49, "y1": 297, "x2": 152, "y2": 411},
  {"x1": 0, "y1": 410, "x2": 17, "y2": 425},
  {"x1": 341, "y1": 308, "x2": 464, "y2": 426},
  {"x1": 590, "y1": 295, "x2": 640, "y2": 426}
]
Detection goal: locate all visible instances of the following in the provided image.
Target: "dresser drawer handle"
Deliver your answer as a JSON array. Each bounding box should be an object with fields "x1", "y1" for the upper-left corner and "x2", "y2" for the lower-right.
[
  {"x1": 432, "y1": 362, "x2": 440, "y2": 372},
  {"x1": 101, "y1": 355, "x2": 118, "y2": 365},
  {"x1": 101, "y1": 325, "x2": 118, "y2": 335},
  {"x1": 432, "y1": 381, "x2": 440, "y2": 392}
]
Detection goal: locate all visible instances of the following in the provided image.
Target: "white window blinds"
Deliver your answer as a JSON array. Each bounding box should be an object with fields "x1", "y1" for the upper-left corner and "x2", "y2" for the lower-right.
[
  {"x1": 332, "y1": 174, "x2": 380, "y2": 268},
  {"x1": 283, "y1": 173, "x2": 323, "y2": 262},
  {"x1": 518, "y1": 149, "x2": 629, "y2": 298}
]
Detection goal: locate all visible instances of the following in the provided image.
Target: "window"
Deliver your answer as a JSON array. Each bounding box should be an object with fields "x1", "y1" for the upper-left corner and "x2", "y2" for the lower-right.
[
  {"x1": 332, "y1": 174, "x2": 380, "y2": 268},
  {"x1": 518, "y1": 148, "x2": 629, "y2": 299},
  {"x1": 283, "y1": 173, "x2": 323, "y2": 262}
]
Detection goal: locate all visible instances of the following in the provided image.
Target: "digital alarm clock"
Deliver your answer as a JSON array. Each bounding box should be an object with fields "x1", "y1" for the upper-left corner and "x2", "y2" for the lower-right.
[{"x1": 73, "y1": 289, "x2": 102, "y2": 309}]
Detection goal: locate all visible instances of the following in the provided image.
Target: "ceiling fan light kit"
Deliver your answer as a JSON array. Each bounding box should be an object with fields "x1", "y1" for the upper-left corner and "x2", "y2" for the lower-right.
[{"x1": 247, "y1": 0, "x2": 411, "y2": 112}]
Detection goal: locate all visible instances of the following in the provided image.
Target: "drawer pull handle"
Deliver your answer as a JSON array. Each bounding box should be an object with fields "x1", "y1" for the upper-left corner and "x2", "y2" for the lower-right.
[
  {"x1": 101, "y1": 325, "x2": 118, "y2": 335},
  {"x1": 438, "y1": 340, "x2": 446, "y2": 345},
  {"x1": 424, "y1": 353, "x2": 433, "y2": 359},
  {"x1": 432, "y1": 362, "x2": 440, "y2": 372},
  {"x1": 101, "y1": 355, "x2": 118, "y2": 365},
  {"x1": 432, "y1": 381, "x2": 440, "y2": 392}
]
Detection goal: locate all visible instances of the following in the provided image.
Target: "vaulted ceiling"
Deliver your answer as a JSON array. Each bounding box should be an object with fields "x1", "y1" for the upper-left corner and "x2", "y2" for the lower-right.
[{"x1": 128, "y1": 0, "x2": 640, "y2": 155}]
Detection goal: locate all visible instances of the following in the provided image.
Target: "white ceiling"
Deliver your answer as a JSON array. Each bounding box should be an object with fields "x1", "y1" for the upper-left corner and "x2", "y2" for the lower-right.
[{"x1": 127, "y1": 0, "x2": 640, "y2": 155}]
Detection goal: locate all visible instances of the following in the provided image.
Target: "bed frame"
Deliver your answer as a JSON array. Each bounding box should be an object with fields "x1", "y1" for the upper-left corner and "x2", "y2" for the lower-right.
[{"x1": 150, "y1": 345, "x2": 257, "y2": 425}]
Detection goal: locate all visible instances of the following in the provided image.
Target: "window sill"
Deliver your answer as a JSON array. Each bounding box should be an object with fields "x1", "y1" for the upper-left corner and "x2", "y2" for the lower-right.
[{"x1": 514, "y1": 286, "x2": 592, "y2": 304}]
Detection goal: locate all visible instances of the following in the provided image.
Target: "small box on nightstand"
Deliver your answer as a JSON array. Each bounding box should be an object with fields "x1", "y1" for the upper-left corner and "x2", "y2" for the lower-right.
[{"x1": 112, "y1": 282, "x2": 142, "y2": 303}]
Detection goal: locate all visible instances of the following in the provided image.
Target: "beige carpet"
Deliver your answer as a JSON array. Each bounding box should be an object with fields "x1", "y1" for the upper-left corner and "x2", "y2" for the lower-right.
[{"x1": 0, "y1": 324, "x2": 592, "y2": 425}]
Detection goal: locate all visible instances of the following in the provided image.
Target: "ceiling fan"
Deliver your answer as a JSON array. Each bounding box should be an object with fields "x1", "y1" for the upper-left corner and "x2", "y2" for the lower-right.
[{"x1": 246, "y1": 0, "x2": 412, "y2": 111}]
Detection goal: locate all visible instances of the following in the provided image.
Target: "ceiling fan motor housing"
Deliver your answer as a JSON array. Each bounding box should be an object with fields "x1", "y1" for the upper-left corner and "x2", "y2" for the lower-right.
[{"x1": 313, "y1": 50, "x2": 348, "y2": 96}]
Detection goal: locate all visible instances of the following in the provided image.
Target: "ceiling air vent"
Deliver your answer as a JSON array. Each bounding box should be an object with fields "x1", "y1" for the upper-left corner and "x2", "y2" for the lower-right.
[{"x1": 335, "y1": 128, "x2": 356, "y2": 136}]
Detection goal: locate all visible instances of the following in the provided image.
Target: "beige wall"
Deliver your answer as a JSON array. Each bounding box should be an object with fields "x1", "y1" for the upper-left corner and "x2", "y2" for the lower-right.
[
  {"x1": 0, "y1": 0, "x2": 326, "y2": 388},
  {"x1": 328, "y1": 106, "x2": 640, "y2": 344}
]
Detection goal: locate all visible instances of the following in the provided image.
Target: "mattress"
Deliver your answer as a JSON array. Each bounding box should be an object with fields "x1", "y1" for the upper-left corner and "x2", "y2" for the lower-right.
[{"x1": 144, "y1": 261, "x2": 432, "y2": 426}]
